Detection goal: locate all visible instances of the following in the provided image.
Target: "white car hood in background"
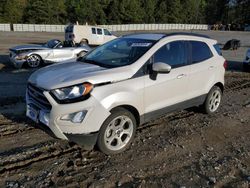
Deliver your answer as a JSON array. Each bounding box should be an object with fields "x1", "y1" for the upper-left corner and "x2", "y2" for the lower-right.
[{"x1": 28, "y1": 61, "x2": 134, "y2": 90}]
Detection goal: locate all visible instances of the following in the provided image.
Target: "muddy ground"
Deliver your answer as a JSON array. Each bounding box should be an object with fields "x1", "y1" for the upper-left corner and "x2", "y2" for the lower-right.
[{"x1": 0, "y1": 31, "x2": 250, "y2": 188}]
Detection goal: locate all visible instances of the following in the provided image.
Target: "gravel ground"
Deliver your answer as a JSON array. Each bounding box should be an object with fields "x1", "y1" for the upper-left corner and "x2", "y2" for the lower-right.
[{"x1": 0, "y1": 30, "x2": 250, "y2": 188}]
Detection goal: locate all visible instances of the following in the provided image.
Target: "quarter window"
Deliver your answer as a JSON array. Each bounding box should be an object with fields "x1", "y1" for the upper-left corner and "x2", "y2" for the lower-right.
[
  {"x1": 91, "y1": 28, "x2": 96, "y2": 34},
  {"x1": 190, "y1": 41, "x2": 213, "y2": 63},
  {"x1": 153, "y1": 41, "x2": 187, "y2": 68},
  {"x1": 97, "y1": 28, "x2": 103, "y2": 35}
]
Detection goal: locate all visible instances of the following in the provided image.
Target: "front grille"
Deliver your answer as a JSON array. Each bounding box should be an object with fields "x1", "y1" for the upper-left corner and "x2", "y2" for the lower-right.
[{"x1": 27, "y1": 84, "x2": 52, "y2": 110}]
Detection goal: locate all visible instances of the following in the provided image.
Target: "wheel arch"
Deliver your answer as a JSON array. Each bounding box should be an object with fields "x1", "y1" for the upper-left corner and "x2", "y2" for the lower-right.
[
  {"x1": 214, "y1": 82, "x2": 224, "y2": 93},
  {"x1": 109, "y1": 105, "x2": 140, "y2": 126},
  {"x1": 80, "y1": 38, "x2": 89, "y2": 44}
]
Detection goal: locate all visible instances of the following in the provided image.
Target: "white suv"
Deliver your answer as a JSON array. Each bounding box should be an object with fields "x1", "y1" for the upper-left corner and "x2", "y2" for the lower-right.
[{"x1": 26, "y1": 33, "x2": 226, "y2": 154}]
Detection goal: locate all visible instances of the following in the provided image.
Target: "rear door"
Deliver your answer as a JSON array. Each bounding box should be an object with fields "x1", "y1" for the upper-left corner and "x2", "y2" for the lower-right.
[
  {"x1": 144, "y1": 40, "x2": 190, "y2": 118},
  {"x1": 187, "y1": 41, "x2": 214, "y2": 97}
]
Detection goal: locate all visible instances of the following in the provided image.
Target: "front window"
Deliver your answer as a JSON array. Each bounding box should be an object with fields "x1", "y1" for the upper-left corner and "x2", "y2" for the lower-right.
[
  {"x1": 79, "y1": 38, "x2": 156, "y2": 68},
  {"x1": 104, "y1": 29, "x2": 112, "y2": 36},
  {"x1": 153, "y1": 41, "x2": 187, "y2": 68}
]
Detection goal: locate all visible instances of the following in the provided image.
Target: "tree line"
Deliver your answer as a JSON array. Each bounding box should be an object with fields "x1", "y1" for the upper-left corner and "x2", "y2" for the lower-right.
[{"x1": 0, "y1": 0, "x2": 249, "y2": 25}]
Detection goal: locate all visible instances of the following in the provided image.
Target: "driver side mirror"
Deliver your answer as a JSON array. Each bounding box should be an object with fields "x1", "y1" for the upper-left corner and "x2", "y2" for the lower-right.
[{"x1": 152, "y1": 62, "x2": 171, "y2": 74}]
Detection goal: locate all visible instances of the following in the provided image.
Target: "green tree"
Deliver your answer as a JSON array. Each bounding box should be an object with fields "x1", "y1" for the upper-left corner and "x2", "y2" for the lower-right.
[
  {"x1": 3, "y1": 0, "x2": 27, "y2": 23},
  {"x1": 106, "y1": 0, "x2": 122, "y2": 24},
  {"x1": 24, "y1": 0, "x2": 66, "y2": 24},
  {"x1": 142, "y1": 0, "x2": 156, "y2": 23},
  {"x1": 119, "y1": 0, "x2": 144, "y2": 24},
  {"x1": 205, "y1": 0, "x2": 230, "y2": 24}
]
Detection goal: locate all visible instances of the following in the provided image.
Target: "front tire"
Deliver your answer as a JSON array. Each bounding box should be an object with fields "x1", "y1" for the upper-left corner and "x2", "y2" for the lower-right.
[
  {"x1": 97, "y1": 108, "x2": 137, "y2": 155},
  {"x1": 26, "y1": 54, "x2": 42, "y2": 68},
  {"x1": 203, "y1": 86, "x2": 222, "y2": 114}
]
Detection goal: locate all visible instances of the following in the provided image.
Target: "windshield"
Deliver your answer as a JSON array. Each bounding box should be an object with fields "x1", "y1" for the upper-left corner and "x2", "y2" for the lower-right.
[
  {"x1": 79, "y1": 38, "x2": 156, "y2": 68},
  {"x1": 45, "y1": 39, "x2": 61, "y2": 48}
]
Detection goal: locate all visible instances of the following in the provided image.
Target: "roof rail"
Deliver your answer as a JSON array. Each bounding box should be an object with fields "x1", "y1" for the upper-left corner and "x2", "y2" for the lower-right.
[{"x1": 162, "y1": 32, "x2": 210, "y2": 39}]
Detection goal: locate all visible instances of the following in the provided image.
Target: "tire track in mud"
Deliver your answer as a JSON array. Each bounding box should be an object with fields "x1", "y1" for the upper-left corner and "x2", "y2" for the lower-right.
[
  {"x1": 225, "y1": 79, "x2": 250, "y2": 92},
  {"x1": 0, "y1": 116, "x2": 34, "y2": 137},
  {"x1": 0, "y1": 141, "x2": 81, "y2": 174}
]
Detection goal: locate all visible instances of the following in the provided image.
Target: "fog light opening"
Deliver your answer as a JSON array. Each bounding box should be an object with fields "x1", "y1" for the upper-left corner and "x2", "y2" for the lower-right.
[
  {"x1": 61, "y1": 110, "x2": 87, "y2": 124},
  {"x1": 39, "y1": 111, "x2": 50, "y2": 126}
]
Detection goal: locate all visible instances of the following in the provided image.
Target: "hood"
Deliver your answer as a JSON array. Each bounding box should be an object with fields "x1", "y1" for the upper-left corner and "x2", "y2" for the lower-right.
[
  {"x1": 28, "y1": 61, "x2": 134, "y2": 90},
  {"x1": 9, "y1": 44, "x2": 48, "y2": 52}
]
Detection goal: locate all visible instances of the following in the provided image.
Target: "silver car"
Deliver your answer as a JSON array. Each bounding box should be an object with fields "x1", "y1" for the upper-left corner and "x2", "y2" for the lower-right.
[{"x1": 9, "y1": 39, "x2": 91, "y2": 68}]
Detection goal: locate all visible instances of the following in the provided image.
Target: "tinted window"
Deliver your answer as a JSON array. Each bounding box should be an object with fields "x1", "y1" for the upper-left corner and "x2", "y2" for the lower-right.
[
  {"x1": 213, "y1": 44, "x2": 222, "y2": 56},
  {"x1": 104, "y1": 29, "x2": 111, "y2": 36},
  {"x1": 97, "y1": 28, "x2": 102, "y2": 35},
  {"x1": 91, "y1": 28, "x2": 96, "y2": 34},
  {"x1": 191, "y1": 41, "x2": 213, "y2": 63},
  {"x1": 153, "y1": 41, "x2": 187, "y2": 68}
]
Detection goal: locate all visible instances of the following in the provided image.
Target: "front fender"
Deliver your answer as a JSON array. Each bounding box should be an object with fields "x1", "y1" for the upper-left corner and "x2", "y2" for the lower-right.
[{"x1": 99, "y1": 91, "x2": 143, "y2": 115}]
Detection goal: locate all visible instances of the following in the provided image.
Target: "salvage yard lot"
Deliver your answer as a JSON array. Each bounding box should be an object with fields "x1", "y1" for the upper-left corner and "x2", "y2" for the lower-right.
[{"x1": 0, "y1": 31, "x2": 250, "y2": 187}]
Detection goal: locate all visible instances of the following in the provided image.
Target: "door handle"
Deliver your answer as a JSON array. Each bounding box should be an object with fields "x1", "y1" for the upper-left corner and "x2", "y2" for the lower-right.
[{"x1": 177, "y1": 74, "x2": 185, "y2": 79}]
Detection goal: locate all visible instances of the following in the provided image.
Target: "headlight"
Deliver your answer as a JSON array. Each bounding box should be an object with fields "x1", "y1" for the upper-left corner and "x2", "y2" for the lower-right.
[
  {"x1": 15, "y1": 54, "x2": 27, "y2": 60},
  {"x1": 51, "y1": 83, "x2": 93, "y2": 103}
]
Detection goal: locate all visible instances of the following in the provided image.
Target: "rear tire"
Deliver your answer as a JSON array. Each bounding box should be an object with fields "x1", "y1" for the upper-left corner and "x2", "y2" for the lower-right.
[
  {"x1": 80, "y1": 39, "x2": 88, "y2": 45},
  {"x1": 203, "y1": 86, "x2": 222, "y2": 114},
  {"x1": 97, "y1": 107, "x2": 137, "y2": 155}
]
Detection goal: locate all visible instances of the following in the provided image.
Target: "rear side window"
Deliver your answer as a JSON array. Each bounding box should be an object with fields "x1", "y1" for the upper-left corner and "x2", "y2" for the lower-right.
[
  {"x1": 153, "y1": 41, "x2": 187, "y2": 68},
  {"x1": 97, "y1": 28, "x2": 102, "y2": 35},
  {"x1": 190, "y1": 41, "x2": 213, "y2": 64},
  {"x1": 91, "y1": 28, "x2": 96, "y2": 34},
  {"x1": 213, "y1": 44, "x2": 222, "y2": 56}
]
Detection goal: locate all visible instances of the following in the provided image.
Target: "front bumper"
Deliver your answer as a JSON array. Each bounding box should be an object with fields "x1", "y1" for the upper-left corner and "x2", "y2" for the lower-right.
[
  {"x1": 26, "y1": 86, "x2": 110, "y2": 149},
  {"x1": 9, "y1": 54, "x2": 26, "y2": 69}
]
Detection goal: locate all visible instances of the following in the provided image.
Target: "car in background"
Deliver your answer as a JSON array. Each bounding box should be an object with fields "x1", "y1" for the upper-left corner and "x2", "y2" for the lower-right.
[
  {"x1": 9, "y1": 39, "x2": 91, "y2": 68},
  {"x1": 244, "y1": 24, "x2": 250, "y2": 31},
  {"x1": 243, "y1": 48, "x2": 250, "y2": 70},
  {"x1": 26, "y1": 33, "x2": 225, "y2": 155},
  {"x1": 65, "y1": 24, "x2": 117, "y2": 45}
]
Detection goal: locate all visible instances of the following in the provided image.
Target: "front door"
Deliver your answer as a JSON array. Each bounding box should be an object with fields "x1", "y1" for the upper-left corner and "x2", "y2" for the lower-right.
[{"x1": 144, "y1": 41, "x2": 190, "y2": 120}]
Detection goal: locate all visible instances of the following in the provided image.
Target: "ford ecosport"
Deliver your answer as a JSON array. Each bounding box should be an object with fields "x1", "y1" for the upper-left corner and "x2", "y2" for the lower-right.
[{"x1": 26, "y1": 33, "x2": 226, "y2": 154}]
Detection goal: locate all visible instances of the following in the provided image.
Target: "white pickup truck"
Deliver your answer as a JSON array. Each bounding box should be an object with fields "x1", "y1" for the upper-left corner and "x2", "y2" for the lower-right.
[{"x1": 65, "y1": 24, "x2": 117, "y2": 46}]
